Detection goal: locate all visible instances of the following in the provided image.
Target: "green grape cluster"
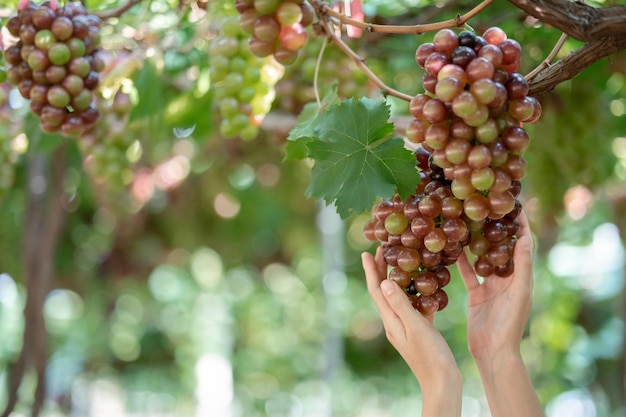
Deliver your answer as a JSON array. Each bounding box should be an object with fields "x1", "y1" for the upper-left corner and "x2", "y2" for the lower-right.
[
  {"x1": 210, "y1": 16, "x2": 283, "y2": 140},
  {"x1": 79, "y1": 89, "x2": 135, "y2": 200},
  {"x1": 364, "y1": 27, "x2": 541, "y2": 311},
  {"x1": 236, "y1": 0, "x2": 315, "y2": 66},
  {"x1": 0, "y1": 21, "x2": 7, "y2": 83},
  {"x1": 0, "y1": 85, "x2": 19, "y2": 201},
  {"x1": 275, "y1": 40, "x2": 370, "y2": 113},
  {"x1": 3, "y1": 0, "x2": 103, "y2": 137}
]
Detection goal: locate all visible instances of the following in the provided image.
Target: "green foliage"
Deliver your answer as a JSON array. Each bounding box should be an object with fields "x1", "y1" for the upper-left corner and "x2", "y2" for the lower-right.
[{"x1": 289, "y1": 97, "x2": 420, "y2": 218}]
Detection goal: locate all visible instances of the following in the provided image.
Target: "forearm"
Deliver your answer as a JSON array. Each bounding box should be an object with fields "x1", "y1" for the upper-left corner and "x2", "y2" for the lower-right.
[
  {"x1": 420, "y1": 369, "x2": 463, "y2": 417},
  {"x1": 475, "y1": 350, "x2": 544, "y2": 417}
]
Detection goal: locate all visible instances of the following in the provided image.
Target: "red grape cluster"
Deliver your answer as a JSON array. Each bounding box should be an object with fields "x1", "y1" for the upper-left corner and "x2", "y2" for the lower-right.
[
  {"x1": 236, "y1": 0, "x2": 315, "y2": 65},
  {"x1": 3, "y1": 0, "x2": 103, "y2": 137},
  {"x1": 363, "y1": 158, "x2": 461, "y2": 315},
  {"x1": 364, "y1": 27, "x2": 540, "y2": 312}
]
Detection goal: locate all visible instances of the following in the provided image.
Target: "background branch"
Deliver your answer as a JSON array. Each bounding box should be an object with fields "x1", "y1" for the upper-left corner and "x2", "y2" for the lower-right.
[
  {"x1": 529, "y1": 35, "x2": 626, "y2": 96},
  {"x1": 506, "y1": 0, "x2": 626, "y2": 42},
  {"x1": 94, "y1": 0, "x2": 143, "y2": 19}
]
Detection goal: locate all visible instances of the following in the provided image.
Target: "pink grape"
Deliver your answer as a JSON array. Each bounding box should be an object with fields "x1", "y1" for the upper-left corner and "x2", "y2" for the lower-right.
[
  {"x1": 416, "y1": 295, "x2": 439, "y2": 315},
  {"x1": 433, "y1": 28, "x2": 459, "y2": 56},
  {"x1": 416, "y1": 42, "x2": 435, "y2": 67},
  {"x1": 464, "y1": 193, "x2": 490, "y2": 221},
  {"x1": 483, "y1": 27, "x2": 507, "y2": 45},
  {"x1": 437, "y1": 64, "x2": 468, "y2": 85},
  {"x1": 470, "y1": 78, "x2": 497, "y2": 105},
  {"x1": 452, "y1": 91, "x2": 478, "y2": 118},
  {"x1": 445, "y1": 138, "x2": 471, "y2": 164},
  {"x1": 424, "y1": 52, "x2": 450, "y2": 76},
  {"x1": 501, "y1": 126, "x2": 530, "y2": 153},
  {"x1": 410, "y1": 94, "x2": 431, "y2": 118},
  {"x1": 449, "y1": 118, "x2": 475, "y2": 140},
  {"x1": 405, "y1": 118, "x2": 429, "y2": 144},
  {"x1": 477, "y1": 44, "x2": 503, "y2": 67},
  {"x1": 499, "y1": 39, "x2": 522, "y2": 65},
  {"x1": 389, "y1": 267, "x2": 414, "y2": 287},
  {"x1": 424, "y1": 123, "x2": 450, "y2": 150},
  {"x1": 466, "y1": 57, "x2": 494, "y2": 84},
  {"x1": 435, "y1": 77, "x2": 464, "y2": 102},
  {"x1": 397, "y1": 248, "x2": 422, "y2": 272},
  {"x1": 278, "y1": 23, "x2": 307, "y2": 51},
  {"x1": 414, "y1": 271, "x2": 439, "y2": 295}
]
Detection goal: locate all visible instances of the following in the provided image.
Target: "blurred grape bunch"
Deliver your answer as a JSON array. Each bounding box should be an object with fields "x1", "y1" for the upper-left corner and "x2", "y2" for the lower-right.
[
  {"x1": 274, "y1": 38, "x2": 371, "y2": 114},
  {"x1": 3, "y1": 0, "x2": 105, "y2": 137},
  {"x1": 77, "y1": 52, "x2": 143, "y2": 212},
  {"x1": 209, "y1": 16, "x2": 284, "y2": 140},
  {"x1": 0, "y1": 20, "x2": 7, "y2": 83},
  {"x1": 0, "y1": 84, "x2": 20, "y2": 202}
]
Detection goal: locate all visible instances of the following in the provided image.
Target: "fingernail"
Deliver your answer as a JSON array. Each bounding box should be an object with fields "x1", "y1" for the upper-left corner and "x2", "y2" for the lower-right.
[{"x1": 381, "y1": 280, "x2": 395, "y2": 296}]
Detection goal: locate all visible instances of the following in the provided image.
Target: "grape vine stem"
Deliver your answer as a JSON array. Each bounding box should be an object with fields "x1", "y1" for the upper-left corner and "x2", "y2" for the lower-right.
[
  {"x1": 525, "y1": 32, "x2": 568, "y2": 82},
  {"x1": 314, "y1": 37, "x2": 329, "y2": 107},
  {"x1": 311, "y1": 0, "x2": 494, "y2": 35},
  {"x1": 316, "y1": 12, "x2": 413, "y2": 102}
]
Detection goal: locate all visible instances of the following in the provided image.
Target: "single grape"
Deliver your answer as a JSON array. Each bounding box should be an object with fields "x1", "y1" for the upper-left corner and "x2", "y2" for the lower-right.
[{"x1": 385, "y1": 212, "x2": 409, "y2": 235}]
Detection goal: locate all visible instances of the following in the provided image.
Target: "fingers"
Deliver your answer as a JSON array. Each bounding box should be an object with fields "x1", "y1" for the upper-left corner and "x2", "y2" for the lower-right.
[
  {"x1": 511, "y1": 234, "x2": 534, "y2": 294},
  {"x1": 380, "y1": 279, "x2": 430, "y2": 329},
  {"x1": 457, "y1": 251, "x2": 480, "y2": 291},
  {"x1": 517, "y1": 209, "x2": 535, "y2": 253},
  {"x1": 362, "y1": 249, "x2": 433, "y2": 341},
  {"x1": 362, "y1": 251, "x2": 404, "y2": 335}
]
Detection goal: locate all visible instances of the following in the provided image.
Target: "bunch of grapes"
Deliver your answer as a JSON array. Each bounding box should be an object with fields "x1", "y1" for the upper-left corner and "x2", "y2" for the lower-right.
[
  {"x1": 363, "y1": 156, "x2": 462, "y2": 314},
  {"x1": 210, "y1": 16, "x2": 283, "y2": 140},
  {"x1": 0, "y1": 22, "x2": 7, "y2": 83},
  {"x1": 364, "y1": 27, "x2": 541, "y2": 311},
  {"x1": 79, "y1": 89, "x2": 135, "y2": 199},
  {"x1": 0, "y1": 85, "x2": 19, "y2": 201},
  {"x1": 236, "y1": 0, "x2": 315, "y2": 65},
  {"x1": 3, "y1": 0, "x2": 103, "y2": 137}
]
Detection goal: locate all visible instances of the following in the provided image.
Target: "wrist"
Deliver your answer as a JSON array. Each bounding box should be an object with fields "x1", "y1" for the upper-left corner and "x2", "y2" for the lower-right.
[
  {"x1": 420, "y1": 369, "x2": 463, "y2": 417},
  {"x1": 471, "y1": 343, "x2": 522, "y2": 367},
  {"x1": 473, "y1": 347, "x2": 524, "y2": 377}
]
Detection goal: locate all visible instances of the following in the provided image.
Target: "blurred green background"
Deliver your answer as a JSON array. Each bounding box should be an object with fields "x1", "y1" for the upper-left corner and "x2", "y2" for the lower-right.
[{"x1": 0, "y1": 0, "x2": 625, "y2": 416}]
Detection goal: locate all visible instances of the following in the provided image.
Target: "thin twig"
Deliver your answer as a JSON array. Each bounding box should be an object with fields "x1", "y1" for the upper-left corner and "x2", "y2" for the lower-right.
[
  {"x1": 314, "y1": 37, "x2": 329, "y2": 107},
  {"x1": 525, "y1": 32, "x2": 569, "y2": 81},
  {"x1": 94, "y1": 0, "x2": 143, "y2": 19},
  {"x1": 317, "y1": 16, "x2": 413, "y2": 102},
  {"x1": 312, "y1": 0, "x2": 493, "y2": 34}
]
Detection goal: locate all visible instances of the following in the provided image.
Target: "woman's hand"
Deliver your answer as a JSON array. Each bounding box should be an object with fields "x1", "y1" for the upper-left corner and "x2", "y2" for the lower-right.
[
  {"x1": 456, "y1": 209, "x2": 535, "y2": 361},
  {"x1": 362, "y1": 247, "x2": 462, "y2": 417},
  {"x1": 456, "y1": 209, "x2": 545, "y2": 417}
]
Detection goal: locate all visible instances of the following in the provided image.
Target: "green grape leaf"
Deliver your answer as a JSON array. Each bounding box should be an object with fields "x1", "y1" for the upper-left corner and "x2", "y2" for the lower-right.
[
  {"x1": 303, "y1": 97, "x2": 419, "y2": 219},
  {"x1": 129, "y1": 60, "x2": 163, "y2": 123},
  {"x1": 285, "y1": 86, "x2": 339, "y2": 160}
]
